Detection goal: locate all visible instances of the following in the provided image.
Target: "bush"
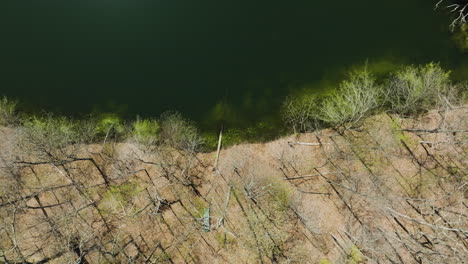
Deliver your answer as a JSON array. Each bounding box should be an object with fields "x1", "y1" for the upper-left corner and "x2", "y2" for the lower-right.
[
  {"x1": 0, "y1": 96, "x2": 18, "y2": 126},
  {"x1": 281, "y1": 94, "x2": 322, "y2": 133},
  {"x1": 384, "y1": 63, "x2": 451, "y2": 116},
  {"x1": 281, "y1": 63, "x2": 465, "y2": 133},
  {"x1": 457, "y1": 81, "x2": 468, "y2": 104},
  {"x1": 159, "y1": 111, "x2": 203, "y2": 152},
  {"x1": 94, "y1": 113, "x2": 126, "y2": 141},
  {"x1": 19, "y1": 115, "x2": 80, "y2": 160},
  {"x1": 282, "y1": 68, "x2": 382, "y2": 131},
  {"x1": 132, "y1": 118, "x2": 159, "y2": 145},
  {"x1": 74, "y1": 119, "x2": 99, "y2": 144},
  {"x1": 98, "y1": 182, "x2": 141, "y2": 215},
  {"x1": 319, "y1": 68, "x2": 381, "y2": 129}
]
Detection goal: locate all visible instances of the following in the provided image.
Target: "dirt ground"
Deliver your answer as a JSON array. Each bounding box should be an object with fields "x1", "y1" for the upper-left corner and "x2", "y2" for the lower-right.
[{"x1": 0, "y1": 107, "x2": 467, "y2": 263}]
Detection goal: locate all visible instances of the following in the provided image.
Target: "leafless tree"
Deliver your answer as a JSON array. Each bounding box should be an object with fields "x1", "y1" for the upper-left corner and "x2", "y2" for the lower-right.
[{"x1": 436, "y1": 0, "x2": 468, "y2": 30}]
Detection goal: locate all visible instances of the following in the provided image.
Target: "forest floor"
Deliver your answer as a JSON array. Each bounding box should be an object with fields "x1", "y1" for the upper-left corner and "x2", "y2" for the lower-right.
[{"x1": 0, "y1": 107, "x2": 467, "y2": 264}]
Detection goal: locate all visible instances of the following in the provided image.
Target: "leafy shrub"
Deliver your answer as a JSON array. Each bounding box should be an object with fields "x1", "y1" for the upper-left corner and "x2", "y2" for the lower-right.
[
  {"x1": 0, "y1": 96, "x2": 18, "y2": 126},
  {"x1": 215, "y1": 231, "x2": 236, "y2": 248},
  {"x1": 319, "y1": 68, "x2": 381, "y2": 129},
  {"x1": 269, "y1": 178, "x2": 293, "y2": 212},
  {"x1": 159, "y1": 111, "x2": 203, "y2": 152},
  {"x1": 244, "y1": 175, "x2": 293, "y2": 212},
  {"x1": 94, "y1": 113, "x2": 126, "y2": 140},
  {"x1": 132, "y1": 118, "x2": 159, "y2": 145},
  {"x1": 99, "y1": 182, "x2": 140, "y2": 215},
  {"x1": 281, "y1": 63, "x2": 464, "y2": 133},
  {"x1": 200, "y1": 132, "x2": 218, "y2": 151},
  {"x1": 222, "y1": 128, "x2": 247, "y2": 146},
  {"x1": 384, "y1": 63, "x2": 450, "y2": 115},
  {"x1": 452, "y1": 24, "x2": 468, "y2": 52},
  {"x1": 281, "y1": 94, "x2": 322, "y2": 133},
  {"x1": 74, "y1": 119, "x2": 99, "y2": 144},
  {"x1": 282, "y1": 68, "x2": 381, "y2": 131},
  {"x1": 19, "y1": 115, "x2": 80, "y2": 160},
  {"x1": 201, "y1": 121, "x2": 283, "y2": 151},
  {"x1": 446, "y1": 81, "x2": 468, "y2": 106},
  {"x1": 348, "y1": 245, "x2": 364, "y2": 264}
]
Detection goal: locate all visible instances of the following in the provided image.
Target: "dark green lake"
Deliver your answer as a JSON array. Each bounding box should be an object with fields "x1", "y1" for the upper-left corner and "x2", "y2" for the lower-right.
[{"x1": 0, "y1": 0, "x2": 466, "y2": 127}]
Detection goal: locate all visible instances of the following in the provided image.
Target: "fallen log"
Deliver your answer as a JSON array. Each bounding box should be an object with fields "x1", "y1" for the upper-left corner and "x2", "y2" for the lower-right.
[{"x1": 288, "y1": 141, "x2": 330, "y2": 147}]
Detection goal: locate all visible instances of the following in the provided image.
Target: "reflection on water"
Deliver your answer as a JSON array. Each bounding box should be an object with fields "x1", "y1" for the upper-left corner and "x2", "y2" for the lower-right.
[{"x1": 0, "y1": 0, "x2": 465, "y2": 127}]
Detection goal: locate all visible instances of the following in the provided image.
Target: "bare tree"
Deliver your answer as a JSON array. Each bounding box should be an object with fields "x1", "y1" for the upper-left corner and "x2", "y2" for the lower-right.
[{"x1": 436, "y1": 0, "x2": 468, "y2": 30}]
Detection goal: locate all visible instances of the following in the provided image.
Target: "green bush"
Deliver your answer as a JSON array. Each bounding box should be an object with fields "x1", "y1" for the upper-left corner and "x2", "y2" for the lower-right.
[
  {"x1": 201, "y1": 121, "x2": 282, "y2": 151},
  {"x1": 159, "y1": 111, "x2": 203, "y2": 152},
  {"x1": 74, "y1": 119, "x2": 99, "y2": 144},
  {"x1": 132, "y1": 118, "x2": 159, "y2": 145},
  {"x1": 348, "y1": 245, "x2": 364, "y2": 264},
  {"x1": 200, "y1": 132, "x2": 218, "y2": 151},
  {"x1": 282, "y1": 68, "x2": 381, "y2": 131},
  {"x1": 458, "y1": 81, "x2": 468, "y2": 103},
  {"x1": 98, "y1": 182, "x2": 141, "y2": 215},
  {"x1": 214, "y1": 231, "x2": 236, "y2": 248},
  {"x1": 0, "y1": 96, "x2": 18, "y2": 126},
  {"x1": 385, "y1": 63, "x2": 450, "y2": 115},
  {"x1": 319, "y1": 68, "x2": 381, "y2": 129},
  {"x1": 269, "y1": 178, "x2": 293, "y2": 212},
  {"x1": 19, "y1": 115, "x2": 80, "y2": 160},
  {"x1": 453, "y1": 24, "x2": 468, "y2": 52},
  {"x1": 94, "y1": 113, "x2": 126, "y2": 140},
  {"x1": 281, "y1": 63, "x2": 465, "y2": 133},
  {"x1": 23, "y1": 116, "x2": 77, "y2": 145},
  {"x1": 281, "y1": 94, "x2": 323, "y2": 133}
]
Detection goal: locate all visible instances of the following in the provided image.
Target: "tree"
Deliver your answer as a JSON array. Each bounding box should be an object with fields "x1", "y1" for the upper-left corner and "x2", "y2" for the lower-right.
[{"x1": 435, "y1": 0, "x2": 468, "y2": 30}]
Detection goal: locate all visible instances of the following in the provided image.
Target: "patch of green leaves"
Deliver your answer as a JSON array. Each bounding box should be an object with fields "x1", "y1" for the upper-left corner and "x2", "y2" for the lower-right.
[
  {"x1": 0, "y1": 96, "x2": 18, "y2": 126},
  {"x1": 132, "y1": 118, "x2": 159, "y2": 145}
]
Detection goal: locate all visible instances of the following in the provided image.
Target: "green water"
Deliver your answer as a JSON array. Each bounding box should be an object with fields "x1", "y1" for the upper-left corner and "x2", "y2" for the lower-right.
[{"x1": 0, "y1": 0, "x2": 466, "y2": 127}]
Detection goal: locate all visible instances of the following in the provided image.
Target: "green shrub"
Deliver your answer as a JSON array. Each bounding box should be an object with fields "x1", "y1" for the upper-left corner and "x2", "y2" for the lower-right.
[
  {"x1": 281, "y1": 94, "x2": 323, "y2": 133},
  {"x1": 319, "y1": 68, "x2": 381, "y2": 129},
  {"x1": 201, "y1": 121, "x2": 282, "y2": 151},
  {"x1": 132, "y1": 118, "x2": 159, "y2": 145},
  {"x1": 385, "y1": 63, "x2": 450, "y2": 115},
  {"x1": 98, "y1": 182, "x2": 140, "y2": 215},
  {"x1": 94, "y1": 113, "x2": 126, "y2": 140},
  {"x1": 269, "y1": 179, "x2": 293, "y2": 212},
  {"x1": 348, "y1": 245, "x2": 364, "y2": 264},
  {"x1": 222, "y1": 128, "x2": 246, "y2": 146},
  {"x1": 200, "y1": 132, "x2": 218, "y2": 151},
  {"x1": 19, "y1": 115, "x2": 80, "y2": 160},
  {"x1": 281, "y1": 63, "x2": 465, "y2": 133},
  {"x1": 23, "y1": 116, "x2": 77, "y2": 145},
  {"x1": 200, "y1": 129, "x2": 244, "y2": 152},
  {"x1": 451, "y1": 81, "x2": 468, "y2": 105},
  {"x1": 281, "y1": 67, "x2": 382, "y2": 131},
  {"x1": 0, "y1": 96, "x2": 18, "y2": 126},
  {"x1": 159, "y1": 111, "x2": 203, "y2": 152},
  {"x1": 107, "y1": 182, "x2": 140, "y2": 203},
  {"x1": 74, "y1": 119, "x2": 99, "y2": 144},
  {"x1": 215, "y1": 231, "x2": 236, "y2": 248},
  {"x1": 453, "y1": 24, "x2": 468, "y2": 52}
]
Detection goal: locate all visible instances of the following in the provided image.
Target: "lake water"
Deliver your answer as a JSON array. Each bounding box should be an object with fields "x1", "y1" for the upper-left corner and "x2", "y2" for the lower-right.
[{"x1": 0, "y1": 0, "x2": 466, "y2": 128}]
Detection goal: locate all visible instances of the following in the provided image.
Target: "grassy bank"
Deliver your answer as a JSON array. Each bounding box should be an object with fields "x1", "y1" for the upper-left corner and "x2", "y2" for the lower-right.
[
  {"x1": 1, "y1": 63, "x2": 466, "y2": 152},
  {"x1": 282, "y1": 63, "x2": 467, "y2": 132}
]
